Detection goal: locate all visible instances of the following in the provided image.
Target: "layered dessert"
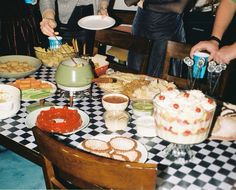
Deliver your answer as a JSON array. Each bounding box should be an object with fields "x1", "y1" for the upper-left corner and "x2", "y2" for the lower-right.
[{"x1": 153, "y1": 89, "x2": 216, "y2": 144}]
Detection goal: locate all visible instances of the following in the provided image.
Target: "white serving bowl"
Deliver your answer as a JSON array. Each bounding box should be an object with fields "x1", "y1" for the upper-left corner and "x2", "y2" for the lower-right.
[
  {"x1": 0, "y1": 84, "x2": 20, "y2": 120},
  {"x1": 102, "y1": 93, "x2": 129, "y2": 111}
]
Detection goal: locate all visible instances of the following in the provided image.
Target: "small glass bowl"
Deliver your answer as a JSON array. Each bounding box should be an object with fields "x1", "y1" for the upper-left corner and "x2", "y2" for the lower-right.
[
  {"x1": 103, "y1": 110, "x2": 130, "y2": 132},
  {"x1": 131, "y1": 99, "x2": 154, "y2": 118}
]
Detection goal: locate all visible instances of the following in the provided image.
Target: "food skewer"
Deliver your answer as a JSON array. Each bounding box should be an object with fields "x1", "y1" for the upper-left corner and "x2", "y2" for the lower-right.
[{"x1": 54, "y1": 32, "x2": 78, "y2": 65}]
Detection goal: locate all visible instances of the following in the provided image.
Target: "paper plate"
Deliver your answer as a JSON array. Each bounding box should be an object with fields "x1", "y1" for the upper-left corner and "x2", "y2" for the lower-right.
[{"x1": 78, "y1": 15, "x2": 115, "y2": 30}]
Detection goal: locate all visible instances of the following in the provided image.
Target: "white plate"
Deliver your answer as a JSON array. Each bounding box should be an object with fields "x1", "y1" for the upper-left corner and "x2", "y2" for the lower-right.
[
  {"x1": 0, "y1": 55, "x2": 42, "y2": 78},
  {"x1": 25, "y1": 106, "x2": 90, "y2": 135},
  {"x1": 78, "y1": 15, "x2": 115, "y2": 30},
  {"x1": 78, "y1": 134, "x2": 148, "y2": 163},
  {"x1": 21, "y1": 81, "x2": 57, "y2": 101}
]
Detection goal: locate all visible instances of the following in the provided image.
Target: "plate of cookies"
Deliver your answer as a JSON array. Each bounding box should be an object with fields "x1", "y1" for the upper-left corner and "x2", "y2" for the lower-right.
[{"x1": 79, "y1": 135, "x2": 148, "y2": 163}]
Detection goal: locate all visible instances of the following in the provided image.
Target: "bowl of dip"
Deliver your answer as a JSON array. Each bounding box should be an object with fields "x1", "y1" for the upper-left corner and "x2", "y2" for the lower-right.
[
  {"x1": 132, "y1": 99, "x2": 154, "y2": 118},
  {"x1": 102, "y1": 93, "x2": 129, "y2": 111}
]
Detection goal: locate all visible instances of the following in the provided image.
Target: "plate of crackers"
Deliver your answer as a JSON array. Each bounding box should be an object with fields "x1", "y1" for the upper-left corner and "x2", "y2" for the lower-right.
[
  {"x1": 96, "y1": 71, "x2": 176, "y2": 100},
  {"x1": 9, "y1": 78, "x2": 57, "y2": 101},
  {"x1": 79, "y1": 135, "x2": 148, "y2": 163},
  {"x1": 0, "y1": 55, "x2": 42, "y2": 79}
]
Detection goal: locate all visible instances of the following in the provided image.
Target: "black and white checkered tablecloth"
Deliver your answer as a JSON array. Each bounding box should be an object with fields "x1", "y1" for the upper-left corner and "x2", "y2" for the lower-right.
[{"x1": 0, "y1": 66, "x2": 236, "y2": 190}]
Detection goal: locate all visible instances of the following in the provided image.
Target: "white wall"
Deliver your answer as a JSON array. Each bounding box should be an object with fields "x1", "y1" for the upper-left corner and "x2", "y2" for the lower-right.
[{"x1": 114, "y1": 1, "x2": 137, "y2": 11}]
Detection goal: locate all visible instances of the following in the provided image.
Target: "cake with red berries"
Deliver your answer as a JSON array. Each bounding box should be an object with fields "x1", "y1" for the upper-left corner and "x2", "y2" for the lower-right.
[{"x1": 153, "y1": 89, "x2": 216, "y2": 144}]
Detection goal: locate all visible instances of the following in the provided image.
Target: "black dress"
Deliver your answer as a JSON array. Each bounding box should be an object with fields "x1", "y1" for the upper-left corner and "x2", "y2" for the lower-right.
[{"x1": 55, "y1": 3, "x2": 95, "y2": 55}]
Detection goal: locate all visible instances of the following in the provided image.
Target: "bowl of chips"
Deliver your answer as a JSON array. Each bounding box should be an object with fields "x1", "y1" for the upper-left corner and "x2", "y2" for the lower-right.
[{"x1": 34, "y1": 43, "x2": 76, "y2": 68}]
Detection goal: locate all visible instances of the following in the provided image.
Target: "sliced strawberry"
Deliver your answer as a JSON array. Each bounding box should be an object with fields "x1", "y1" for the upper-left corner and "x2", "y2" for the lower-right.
[
  {"x1": 163, "y1": 126, "x2": 168, "y2": 131},
  {"x1": 183, "y1": 130, "x2": 191, "y2": 136},
  {"x1": 183, "y1": 120, "x2": 189, "y2": 125},
  {"x1": 169, "y1": 128, "x2": 178, "y2": 135},
  {"x1": 159, "y1": 95, "x2": 165, "y2": 100},
  {"x1": 208, "y1": 98, "x2": 214, "y2": 104},
  {"x1": 205, "y1": 112, "x2": 212, "y2": 120},
  {"x1": 195, "y1": 107, "x2": 201, "y2": 113},
  {"x1": 197, "y1": 128, "x2": 205, "y2": 134},
  {"x1": 173, "y1": 103, "x2": 179, "y2": 109},
  {"x1": 183, "y1": 92, "x2": 190, "y2": 98}
]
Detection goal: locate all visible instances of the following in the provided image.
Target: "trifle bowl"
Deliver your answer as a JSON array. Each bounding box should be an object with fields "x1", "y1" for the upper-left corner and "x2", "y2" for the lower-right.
[{"x1": 153, "y1": 89, "x2": 216, "y2": 164}]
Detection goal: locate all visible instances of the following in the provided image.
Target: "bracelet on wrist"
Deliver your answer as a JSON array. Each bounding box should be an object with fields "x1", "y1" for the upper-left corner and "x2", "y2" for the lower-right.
[
  {"x1": 43, "y1": 17, "x2": 55, "y2": 21},
  {"x1": 209, "y1": 36, "x2": 221, "y2": 45}
]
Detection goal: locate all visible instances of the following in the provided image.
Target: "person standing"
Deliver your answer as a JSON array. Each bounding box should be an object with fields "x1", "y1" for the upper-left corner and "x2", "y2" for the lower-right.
[
  {"x1": 39, "y1": 0, "x2": 109, "y2": 54},
  {"x1": 124, "y1": 0, "x2": 188, "y2": 77},
  {"x1": 190, "y1": 0, "x2": 236, "y2": 64}
]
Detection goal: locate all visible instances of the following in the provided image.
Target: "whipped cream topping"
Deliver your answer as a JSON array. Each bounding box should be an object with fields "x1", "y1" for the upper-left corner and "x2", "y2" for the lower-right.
[{"x1": 153, "y1": 89, "x2": 216, "y2": 122}]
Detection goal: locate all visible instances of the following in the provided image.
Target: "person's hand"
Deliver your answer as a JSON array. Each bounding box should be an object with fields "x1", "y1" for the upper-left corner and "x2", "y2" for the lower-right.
[
  {"x1": 190, "y1": 40, "x2": 219, "y2": 61},
  {"x1": 214, "y1": 44, "x2": 236, "y2": 64},
  {"x1": 98, "y1": 0, "x2": 109, "y2": 16},
  {"x1": 98, "y1": 8, "x2": 108, "y2": 16},
  {"x1": 40, "y1": 18, "x2": 57, "y2": 37}
]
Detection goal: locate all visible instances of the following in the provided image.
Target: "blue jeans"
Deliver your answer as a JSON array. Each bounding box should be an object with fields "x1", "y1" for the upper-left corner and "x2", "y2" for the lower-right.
[{"x1": 127, "y1": 7, "x2": 186, "y2": 77}]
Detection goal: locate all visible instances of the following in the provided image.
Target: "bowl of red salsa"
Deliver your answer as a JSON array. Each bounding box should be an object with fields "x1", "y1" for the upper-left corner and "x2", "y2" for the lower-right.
[{"x1": 102, "y1": 93, "x2": 129, "y2": 111}]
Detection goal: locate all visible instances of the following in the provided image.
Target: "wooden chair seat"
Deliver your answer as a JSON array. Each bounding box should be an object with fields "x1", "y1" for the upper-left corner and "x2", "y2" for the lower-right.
[{"x1": 33, "y1": 127, "x2": 157, "y2": 190}]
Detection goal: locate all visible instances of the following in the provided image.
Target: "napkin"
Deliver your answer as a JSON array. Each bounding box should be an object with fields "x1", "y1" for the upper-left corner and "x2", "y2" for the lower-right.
[{"x1": 210, "y1": 102, "x2": 236, "y2": 141}]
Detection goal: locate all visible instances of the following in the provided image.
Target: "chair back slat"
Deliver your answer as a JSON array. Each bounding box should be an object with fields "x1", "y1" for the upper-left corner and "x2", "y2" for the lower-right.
[{"x1": 93, "y1": 29, "x2": 152, "y2": 74}]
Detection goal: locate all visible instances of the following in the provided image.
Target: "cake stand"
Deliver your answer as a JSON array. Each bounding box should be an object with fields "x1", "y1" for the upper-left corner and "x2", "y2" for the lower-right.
[{"x1": 163, "y1": 143, "x2": 196, "y2": 165}]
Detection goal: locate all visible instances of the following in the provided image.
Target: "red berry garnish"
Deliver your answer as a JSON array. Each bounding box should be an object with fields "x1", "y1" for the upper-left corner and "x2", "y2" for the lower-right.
[
  {"x1": 195, "y1": 107, "x2": 201, "y2": 113},
  {"x1": 183, "y1": 120, "x2": 189, "y2": 125},
  {"x1": 159, "y1": 95, "x2": 165, "y2": 100},
  {"x1": 183, "y1": 130, "x2": 191, "y2": 136},
  {"x1": 173, "y1": 104, "x2": 179, "y2": 109},
  {"x1": 184, "y1": 92, "x2": 190, "y2": 98},
  {"x1": 208, "y1": 98, "x2": 213, "y2": 104}
]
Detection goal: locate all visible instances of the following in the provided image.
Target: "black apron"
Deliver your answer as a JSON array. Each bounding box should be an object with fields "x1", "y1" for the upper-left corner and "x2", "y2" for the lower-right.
[{"x1": 55, "y1": 3, "x2": 95, "y2": 55}]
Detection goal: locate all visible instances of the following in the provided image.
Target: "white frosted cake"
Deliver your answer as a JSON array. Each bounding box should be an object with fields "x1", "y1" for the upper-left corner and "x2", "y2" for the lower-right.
[{"x1": 153, "y1": 89, "x2": 216, "y2": 144}]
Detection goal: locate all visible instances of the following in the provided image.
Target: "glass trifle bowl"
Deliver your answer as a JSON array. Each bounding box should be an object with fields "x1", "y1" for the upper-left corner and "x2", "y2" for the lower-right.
[{"x1": 153, "y1": 89, "x2": 216, "y2": 164}]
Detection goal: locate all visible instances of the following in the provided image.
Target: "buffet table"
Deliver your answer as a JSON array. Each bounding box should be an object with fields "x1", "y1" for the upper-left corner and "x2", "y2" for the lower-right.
[{"x1": 0, "y1": 66, "x2": 236, "y2": 190}]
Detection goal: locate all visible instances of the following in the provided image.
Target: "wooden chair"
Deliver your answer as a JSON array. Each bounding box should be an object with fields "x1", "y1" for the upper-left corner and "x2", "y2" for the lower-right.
[
  {"x1": 93, "y1": 29, "x2": 152, "y2": 74},
  {"x1": 162, "y1": 40, "x2": 228, "y2": 98},
  {"x1": 33, "y1": 127, "x2": 157, "y2": 190}
]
